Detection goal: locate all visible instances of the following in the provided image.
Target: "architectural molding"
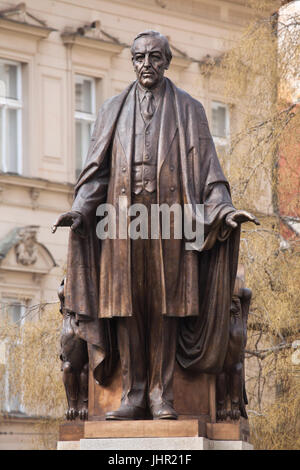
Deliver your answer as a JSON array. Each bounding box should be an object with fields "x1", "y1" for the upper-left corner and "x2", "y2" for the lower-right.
[
  {"x1": 0, "y1": 17, "x2": 55, "y2": 40},
  {"x1": 0, "y1": 2, "x2": 56, "y2": 39},
  {"x1": 61, "y1": 32, "x2": 125, "y2": 56},
  {"x1": 169, "y1": 43, "x2": 193, "y2": 69},
  {"x1": 29, "y1": 188, "x2": 40, "y2": 210},
  {"x1": 0, "y1": 173, "x2": 74, "y2": 195},
  {"x1": 0, "y1": 225, "x2": 57, "y2": 276},
  {"x1": 0, "y1": 174, "x2": 73, "y2": 213},
  {"x1": 112, "y1": 0, "x2": 253, "y2": 31}
]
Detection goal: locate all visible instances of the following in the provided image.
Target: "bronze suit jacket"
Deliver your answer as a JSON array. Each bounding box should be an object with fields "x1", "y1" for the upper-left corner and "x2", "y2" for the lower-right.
[{"x1": 64, "y1": 78, "x2": 240, "y2": 379}]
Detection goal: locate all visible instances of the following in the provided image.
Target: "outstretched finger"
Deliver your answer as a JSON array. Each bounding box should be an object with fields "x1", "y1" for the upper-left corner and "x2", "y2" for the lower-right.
[
  {"x1": 51, "y1": 213, "x2": 71, "y2": 233},
  {"x1": 245, "y1": 213, "x2": 260, "y2": 225},
  {"x1": 242, "y1": 212, "x2": 260, "y2": 226},
  {"x1": 240, "y1": 210, "x2": 254, "y2": 220},
  {"x1": 51, "y1": 215, "x2": 65, "y2": 234}
]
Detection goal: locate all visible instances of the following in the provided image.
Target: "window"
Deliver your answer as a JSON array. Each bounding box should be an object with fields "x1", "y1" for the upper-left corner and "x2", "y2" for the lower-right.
[
  {"x1": 75, "y1": 75, "x2": 96, "y2": 179},
  {"x1": 0, "y1": 298, "x2": 25, "y2": 413},
  {"x1": 0, "y1": 60, "x2": 22, "y2": 174},
  {"x1": 211, "y1": 101, "x2": 230, "y2": 145},
  {"x1": 0, "y1": 299, "x2": 23, "y2": 324}
]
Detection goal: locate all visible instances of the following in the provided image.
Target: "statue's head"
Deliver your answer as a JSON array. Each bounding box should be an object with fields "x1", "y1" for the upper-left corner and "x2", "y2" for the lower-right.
[{"x1": 131, "y1": 30, "x2": 172, "y2": 89}]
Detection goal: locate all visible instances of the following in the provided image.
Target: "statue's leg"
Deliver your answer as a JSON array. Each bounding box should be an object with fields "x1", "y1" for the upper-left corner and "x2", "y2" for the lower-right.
[
  {"x1": 147, "y1": 209, "x2": 178, "y2": 420},
  {"x1": 229, "y1": 362, "x2": 243, "y2": 420},
  {"x1": 105, "y1": 315, "x2": 148, "y2": 420},
  {"x1": 148, "y1": 313, "x2": 178, "y2": 419},
  {"x1": 62, "y1": 361, "x2": 78, "y2": 420},
  {"x1": 106, "y1": 232, "x2": 148, "y2": 420},
  {"x1": 78, "y1": 362, "x2": 89, "y2": 420},
  {"x1": 216, "y1": 372, "x2": 228, "y2": 421}
]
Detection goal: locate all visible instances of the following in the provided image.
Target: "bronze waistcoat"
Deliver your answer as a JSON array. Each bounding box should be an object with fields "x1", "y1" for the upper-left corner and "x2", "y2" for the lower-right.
[{"x1": 131, "y1": 89, "x2": 163, "y2": 195}]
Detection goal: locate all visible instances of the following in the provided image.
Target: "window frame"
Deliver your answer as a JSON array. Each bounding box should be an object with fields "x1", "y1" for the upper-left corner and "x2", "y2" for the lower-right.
[
  {"x1": 211, "y1": 100, "x2": 230, "y2": 148},
  {"x1": 0, "y1": 58, "x2": 23, "y2": 175},
  {"x1": 74, "y1": 74, "x2": 97, "y2": 178},
  {"x1": 0, "y1": 296, "x2": 26, "y2": 413}
]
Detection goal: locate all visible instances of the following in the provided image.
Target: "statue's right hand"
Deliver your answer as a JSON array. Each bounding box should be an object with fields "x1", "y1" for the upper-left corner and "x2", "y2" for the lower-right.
[{"x1": 51, "y1": 211, "x2": 83, "y2": 234}]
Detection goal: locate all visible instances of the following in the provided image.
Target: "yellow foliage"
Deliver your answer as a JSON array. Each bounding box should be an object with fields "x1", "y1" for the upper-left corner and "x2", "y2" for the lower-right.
[
  {"x1": 0, "y1": 304, "x2": 65, "y2": 417},
  {"x1": 213, "y1": 0, "x2": 300, "y2": 449},
  {"x1": 0, "y1": 303, "x2": 65, "y2": 449}
]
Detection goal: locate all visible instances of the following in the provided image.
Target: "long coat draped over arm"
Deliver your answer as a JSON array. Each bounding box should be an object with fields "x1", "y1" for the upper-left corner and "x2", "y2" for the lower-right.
[{"x1": 64, "y1": 78, "x2": 240, "y2": 381}]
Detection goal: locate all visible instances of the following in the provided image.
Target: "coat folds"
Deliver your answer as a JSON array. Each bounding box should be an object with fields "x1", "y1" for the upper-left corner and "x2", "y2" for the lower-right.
[{"x1": 64, "y1": 78, "x2": 240, "y2": 382}]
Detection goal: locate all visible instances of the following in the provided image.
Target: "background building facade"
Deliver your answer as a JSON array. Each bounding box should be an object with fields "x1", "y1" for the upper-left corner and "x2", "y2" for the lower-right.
[{"x1": 0, "y1": 0, "x2": 275, "y2": 449}]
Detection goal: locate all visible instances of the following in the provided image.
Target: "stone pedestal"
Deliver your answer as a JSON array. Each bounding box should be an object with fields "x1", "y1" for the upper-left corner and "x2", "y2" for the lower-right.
[
  {"x1": 59, "y1": 418, "x2": 250, "y2": 442},
  {"x1": 58, "y1": 419, "x2": 253, "y2": 450},
  {"x1": 80, "y1": 437, "x2": 212, "y2": 450},
  {"x1": 57, "y1": 437, "x2": 253, "y2": 451},
  {"x1": 84, "y1": 420, "x2": 203, "y2": 439},
  {"x1": 58, "y1": 361, "x2": 251, "y2": 451}
]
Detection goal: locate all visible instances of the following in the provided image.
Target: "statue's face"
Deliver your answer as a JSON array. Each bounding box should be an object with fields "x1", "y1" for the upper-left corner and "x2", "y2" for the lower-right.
[{"x1": 132, "y1": 36, "x2": 169, "y2": 89}]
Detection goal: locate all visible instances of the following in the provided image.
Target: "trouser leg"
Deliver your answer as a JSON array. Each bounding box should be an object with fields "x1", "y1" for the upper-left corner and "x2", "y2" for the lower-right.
[
  {"x1": 146, "y1": 204, "x2": 178, "y2": 410},
  {"x1": 148, "y1": 313, "x2": 178, "y2": 408},
  {"x1": 116, "y1": 314, "x2": 147, "y2": 409},
  {"x1": 115, "y1": 227, "x2": 148, "y2": 410}
]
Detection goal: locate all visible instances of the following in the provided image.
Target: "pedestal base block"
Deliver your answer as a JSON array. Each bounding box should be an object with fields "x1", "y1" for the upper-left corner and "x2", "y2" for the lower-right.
[
  {"x1": 80, "y1": 437, "x2": 211, "y2": 450},
  {"x1": 57, "y1": 418, "x2": 253, "y2": 450},
  {"x1": 206, "y1": 418, "x2": 250, "y2": 442},
  {"x1": 59, "y1": 422, "x2": 84, "y2": 441},
  {"x1": 57, "y1": 437, "x2": 253, "y2": 450},
  {"x1": 84, "y1": 419, "x2": 202, "y2": 439},
  {"x1": 57, "y1": 440, "x2": 80, "y2": 450}
]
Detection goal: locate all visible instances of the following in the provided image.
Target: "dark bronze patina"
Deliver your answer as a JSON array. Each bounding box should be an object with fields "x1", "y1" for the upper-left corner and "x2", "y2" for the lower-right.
[
  {"x1": 58, "y1": 279, "x2": 89, "y2": 420},
  {"x1": 52, "y1": 31, "x2": 259, "y2": 422},
  {"x1": 216, "y1": 275, "x2": 251, "y2": 421}
]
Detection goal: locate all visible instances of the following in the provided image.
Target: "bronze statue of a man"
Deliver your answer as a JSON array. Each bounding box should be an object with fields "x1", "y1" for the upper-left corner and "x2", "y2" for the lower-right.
[{"x1": 52, "y1": 31, "x2": 259, "y2": 421}]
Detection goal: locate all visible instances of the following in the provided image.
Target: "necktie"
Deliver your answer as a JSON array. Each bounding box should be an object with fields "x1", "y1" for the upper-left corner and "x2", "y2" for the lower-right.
[{"x1": 142, "y1": 90, "x2": 155, "y2": 122}]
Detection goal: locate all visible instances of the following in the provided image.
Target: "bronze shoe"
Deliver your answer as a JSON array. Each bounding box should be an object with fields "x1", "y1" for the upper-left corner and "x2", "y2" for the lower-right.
[
  {"x1": 151, "y1": 402, "x2": 178, "y2": 420},
  {"x1": 105, "y1": 403, "x2": 146, "y2": 420}
]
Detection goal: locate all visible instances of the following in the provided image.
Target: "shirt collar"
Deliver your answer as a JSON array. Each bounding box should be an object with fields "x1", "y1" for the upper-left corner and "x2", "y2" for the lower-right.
[{"x1": 137, "y1": 78, "x2": 166, "y2": 105}]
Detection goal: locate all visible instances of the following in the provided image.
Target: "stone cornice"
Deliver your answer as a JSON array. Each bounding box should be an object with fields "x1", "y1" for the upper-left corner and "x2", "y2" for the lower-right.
[
  {"x1": 61, "y1": 33, "x2": 125, "y2": 55},
  {"x1": 0, "y1": 17, "x2": 56, "y2": 39},
  {"x1": 0, "y1": 172, "x2": 74, "y2": 195},
  {"x1": 112, "y1": 0, "x2": 253, "y2": 32}
]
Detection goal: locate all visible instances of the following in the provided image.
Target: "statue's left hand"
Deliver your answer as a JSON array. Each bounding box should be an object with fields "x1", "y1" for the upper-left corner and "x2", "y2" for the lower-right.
[
  {"x1": 51, "y1": 211, "x2": 83, "y2": 234},
  {"x1": 225, "y1": 210, "x2": 260, "y2": 229}
]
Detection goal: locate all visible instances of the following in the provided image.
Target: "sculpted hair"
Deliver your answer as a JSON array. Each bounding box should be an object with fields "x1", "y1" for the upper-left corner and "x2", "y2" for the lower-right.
[{"x1": 131, "y1": 30, "x2": 172, "y2": 65}]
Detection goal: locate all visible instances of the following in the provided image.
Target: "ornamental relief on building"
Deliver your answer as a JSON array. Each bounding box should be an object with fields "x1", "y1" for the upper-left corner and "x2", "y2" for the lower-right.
[
  {"x1": 15, "y1": 226, "x2": 38, "y2": 266},
  {"x1": 0, "y1": 225, "x2": 56, "y2": 275}
]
